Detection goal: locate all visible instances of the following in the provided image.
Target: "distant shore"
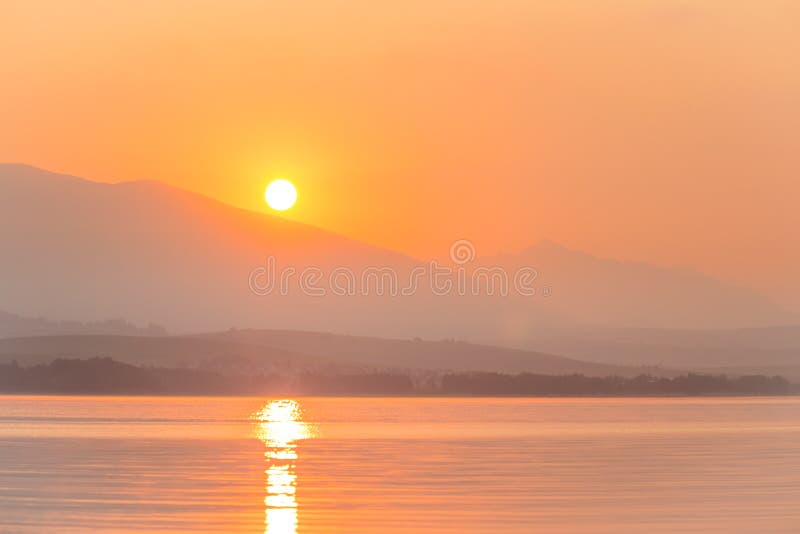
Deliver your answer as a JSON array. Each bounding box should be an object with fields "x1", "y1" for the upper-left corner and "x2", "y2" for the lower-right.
[{"x1": 2, "y1": 358, "x2": 797, "y2": 397}]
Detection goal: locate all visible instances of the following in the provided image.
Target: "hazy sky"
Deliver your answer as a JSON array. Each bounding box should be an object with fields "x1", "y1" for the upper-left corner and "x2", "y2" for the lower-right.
[{"x1": 2, "y1": 1, "x2": 798, "y2": 308}]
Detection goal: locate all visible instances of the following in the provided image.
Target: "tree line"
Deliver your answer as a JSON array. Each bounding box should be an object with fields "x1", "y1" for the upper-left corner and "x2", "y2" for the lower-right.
[{"x1": 0, "y1": 358, "x2": 795, "y2": 396}]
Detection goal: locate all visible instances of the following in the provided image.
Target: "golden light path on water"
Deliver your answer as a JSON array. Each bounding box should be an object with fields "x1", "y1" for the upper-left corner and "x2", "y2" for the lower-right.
[{"x1": 253, "y1": 400, "x2": 315, "y2": 534}]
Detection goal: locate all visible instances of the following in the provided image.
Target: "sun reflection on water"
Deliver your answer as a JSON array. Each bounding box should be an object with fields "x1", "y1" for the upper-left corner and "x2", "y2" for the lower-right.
[{"x1": 253, "y1": 400, "x2": 314, "y2": 534}]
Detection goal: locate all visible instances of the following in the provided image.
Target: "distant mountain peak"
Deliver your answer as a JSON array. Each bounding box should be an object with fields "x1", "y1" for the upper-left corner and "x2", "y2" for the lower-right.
[{"x1": 517, "y1": 238, "x2": 594, "y2": 261}]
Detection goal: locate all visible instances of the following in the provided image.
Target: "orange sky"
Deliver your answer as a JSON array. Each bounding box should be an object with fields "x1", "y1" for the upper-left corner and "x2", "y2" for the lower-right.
[{"x1": 1, "y1": 1, "x2": 798, "y2": 309}]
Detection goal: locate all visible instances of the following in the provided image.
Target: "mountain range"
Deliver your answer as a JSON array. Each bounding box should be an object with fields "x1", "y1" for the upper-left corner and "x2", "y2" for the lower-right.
[{"x1": 1, "y1": 163, "x2": 798, "y2": 374}]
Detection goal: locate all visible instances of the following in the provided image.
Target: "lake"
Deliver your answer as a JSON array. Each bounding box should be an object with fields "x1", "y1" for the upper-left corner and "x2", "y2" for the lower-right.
[{"x1": 0, "y1": 396, "x2": 798, "y2": 532}]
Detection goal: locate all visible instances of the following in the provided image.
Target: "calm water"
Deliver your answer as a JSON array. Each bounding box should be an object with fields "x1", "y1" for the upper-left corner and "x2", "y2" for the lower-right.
[{"x1": 0, "y1": 396, "x2": 798, "y2": 533}]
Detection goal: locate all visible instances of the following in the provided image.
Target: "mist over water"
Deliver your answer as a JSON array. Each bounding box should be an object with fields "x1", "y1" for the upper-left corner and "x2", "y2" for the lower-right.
[{"x1": 1, "y1": 396, "x2": 798, "y2": 533}]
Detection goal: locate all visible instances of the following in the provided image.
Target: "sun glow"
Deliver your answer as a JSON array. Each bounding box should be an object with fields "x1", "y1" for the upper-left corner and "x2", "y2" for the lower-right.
[{"x1": 265, "y1": 180, "x2": 297, "y2": 211}]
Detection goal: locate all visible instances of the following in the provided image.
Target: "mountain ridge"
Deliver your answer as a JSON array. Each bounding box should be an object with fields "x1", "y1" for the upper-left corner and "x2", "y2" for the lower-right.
[{"x1": 0, "y1": 163, "x2": 793, "y2": 341}]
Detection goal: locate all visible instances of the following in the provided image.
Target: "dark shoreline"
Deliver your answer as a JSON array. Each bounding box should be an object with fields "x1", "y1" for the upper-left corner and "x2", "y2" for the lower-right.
[{"x1": 2, "y1": 357, "x2": 797, "y2": 397}]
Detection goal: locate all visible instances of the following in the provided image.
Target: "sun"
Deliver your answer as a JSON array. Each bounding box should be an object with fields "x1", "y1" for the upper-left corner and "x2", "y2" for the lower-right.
[{"x1": 265, "y1": 179, "x2": 297, "y2": 211}]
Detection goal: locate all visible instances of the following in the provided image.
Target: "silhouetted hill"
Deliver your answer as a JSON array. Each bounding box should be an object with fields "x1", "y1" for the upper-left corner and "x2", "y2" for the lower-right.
[
  {"x1": 1, "y1": 164, "x2": 793, "y2": 348},
  {"x1": 3, "y1": 322, "x2": 796, "y2": 380},
  {"x1": 191, "y1": 328, "x2": 654, "y2": 376},
  {"x1": 0, "y1": 334, "x2": 334, "y2": 373},
  {"x1": 0, "y1": 163, "x2": 418, "y2": 334},
  {"x1": 0, "y1": 330, "x2": 663, "y2": 377}
]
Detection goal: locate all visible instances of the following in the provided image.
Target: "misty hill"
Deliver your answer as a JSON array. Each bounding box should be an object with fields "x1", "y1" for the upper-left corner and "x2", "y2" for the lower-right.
[
  {"x1": 0, "y1": 164, "x2": 793, "y2": 345},
  {"x1": 0, "y1": 330, "x2": 662, "y2": 378},
  {"x1": 0, "y1": 309, "x2": 167, "y2": 338},
  {"x1": 0, "y1": 163, "x2": 418, "y2": 335},
  {"x1": 516, "y1": 324, "x2": 800, "y2": 380},
  {"x1": 190, "y1": 328, "x2": 654, "y2": 376},
  {"x1": 0, "y1": 334, "x2": 331, "y2": 374},
  {"x1": 482, "y1": 240, "x2": 793, "y2": 330}
]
